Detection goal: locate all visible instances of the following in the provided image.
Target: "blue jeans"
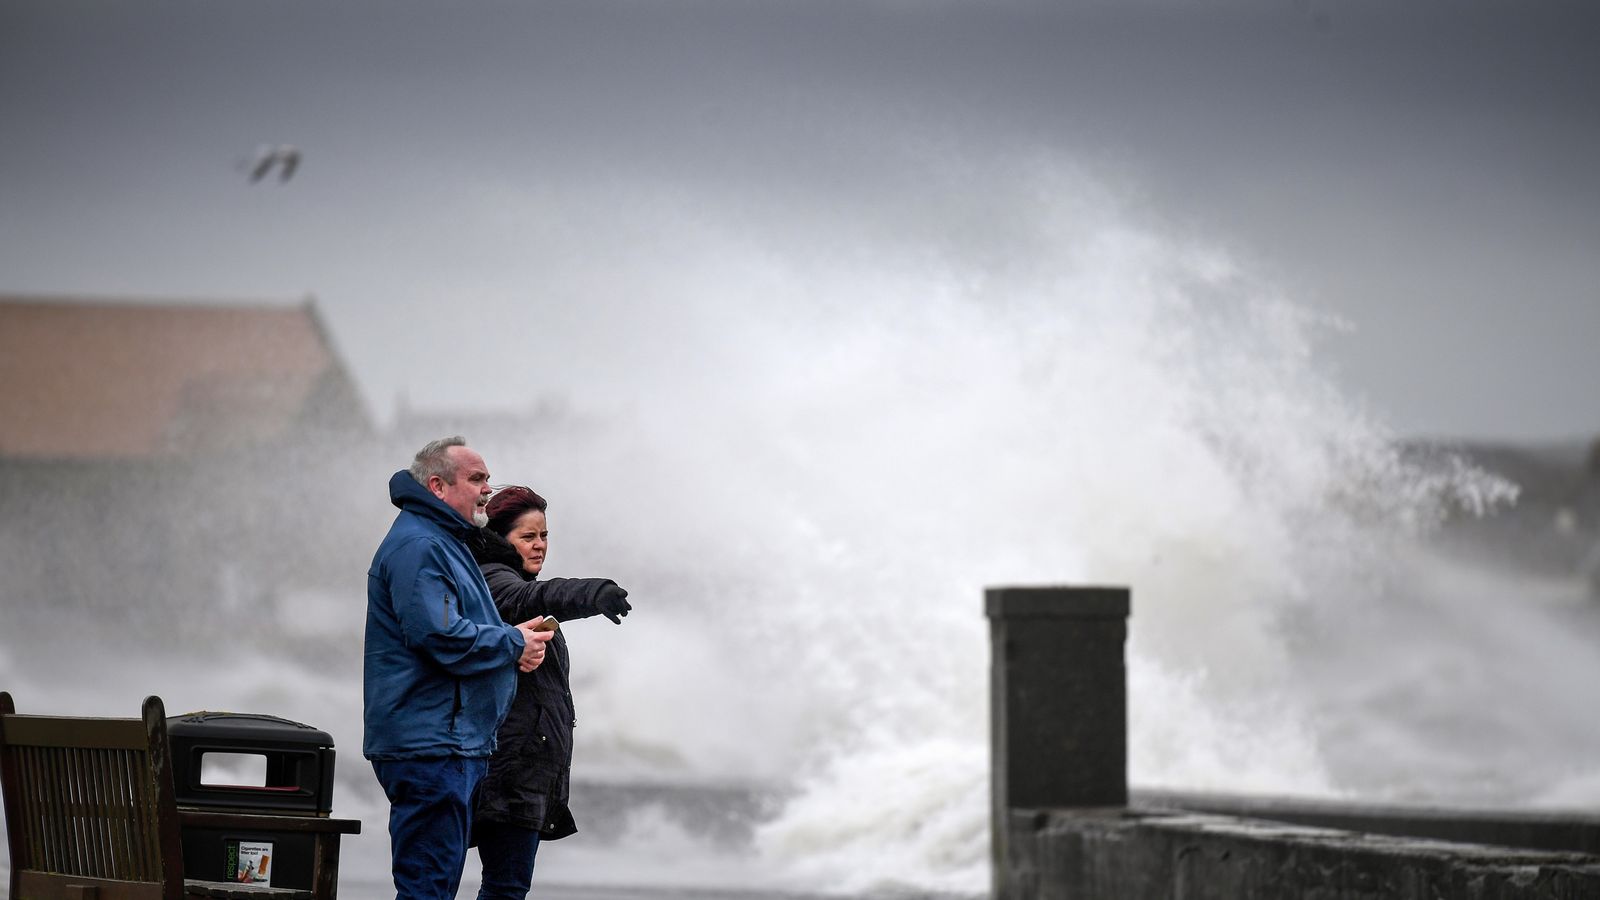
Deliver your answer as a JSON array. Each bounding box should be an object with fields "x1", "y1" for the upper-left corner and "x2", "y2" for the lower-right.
[
  {"x1": 371, "y1": 757, "x2": 489, "y2": 900},
  {"x1": 475, "y1": 820, "x2": 542, "y2": 900}
]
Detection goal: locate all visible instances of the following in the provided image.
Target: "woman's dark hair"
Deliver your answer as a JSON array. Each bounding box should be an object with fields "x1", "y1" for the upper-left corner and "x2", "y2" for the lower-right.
[{"x1": 484, "y1": 485, "x2": 548, "y2": 536}]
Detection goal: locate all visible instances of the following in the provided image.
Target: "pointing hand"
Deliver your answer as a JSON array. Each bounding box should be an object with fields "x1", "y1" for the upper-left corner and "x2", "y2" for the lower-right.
[{"x1": 597, "y1": 583, "x2": 631, "y2": 625}]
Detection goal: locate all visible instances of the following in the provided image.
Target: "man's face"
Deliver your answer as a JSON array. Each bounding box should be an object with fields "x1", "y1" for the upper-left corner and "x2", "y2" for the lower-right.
[{"x1": 430, "y1": 446, "x2": 492, "y2": 525}]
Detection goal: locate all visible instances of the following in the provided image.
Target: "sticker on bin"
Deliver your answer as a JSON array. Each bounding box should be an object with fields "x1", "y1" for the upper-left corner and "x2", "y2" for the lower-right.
[{"x1": 226, "y1": 840, "x2": 274, "y2": 885}]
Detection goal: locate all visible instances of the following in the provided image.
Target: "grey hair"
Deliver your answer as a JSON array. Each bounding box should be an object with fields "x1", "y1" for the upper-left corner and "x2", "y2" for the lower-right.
[{"x1": 408, "y1": 436, "x2": 469, "y2": 486}]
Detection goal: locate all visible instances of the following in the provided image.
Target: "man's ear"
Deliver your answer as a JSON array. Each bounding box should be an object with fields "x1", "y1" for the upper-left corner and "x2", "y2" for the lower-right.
[{"x1": 428, "y1": 475, "x2": 449, "y2": 499}]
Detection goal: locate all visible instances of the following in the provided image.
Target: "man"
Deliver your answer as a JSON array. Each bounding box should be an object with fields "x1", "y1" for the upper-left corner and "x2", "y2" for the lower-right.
[{"x1": 364, "y1": 436, "x2": 553, "y2": 900}]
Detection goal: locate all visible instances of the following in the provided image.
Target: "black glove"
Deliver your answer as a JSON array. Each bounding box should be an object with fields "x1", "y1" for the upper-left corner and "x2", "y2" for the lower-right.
[{"x1": 597, "y1": 583, "x2": 631, "y2": 624}]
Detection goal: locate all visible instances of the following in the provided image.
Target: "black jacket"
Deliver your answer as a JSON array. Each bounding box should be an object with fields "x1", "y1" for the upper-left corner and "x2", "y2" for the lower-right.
[{"x1": 465, "y1": 527, "x2": 620, "y2": 839}]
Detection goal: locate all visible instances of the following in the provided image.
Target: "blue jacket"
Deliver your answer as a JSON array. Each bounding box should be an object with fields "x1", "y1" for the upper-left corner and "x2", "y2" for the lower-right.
[{"x1": 363, "y1": 471, "x2": 524, "y2": 760}]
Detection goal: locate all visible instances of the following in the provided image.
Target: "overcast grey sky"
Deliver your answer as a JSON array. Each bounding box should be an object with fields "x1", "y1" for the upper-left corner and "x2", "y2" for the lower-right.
[{"x1": 2, "y1": 0, "x2": 1597, "y2": 441}]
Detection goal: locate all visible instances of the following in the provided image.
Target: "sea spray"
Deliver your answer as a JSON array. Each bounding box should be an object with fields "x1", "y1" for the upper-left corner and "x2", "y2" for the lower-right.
[{"x1": 481, "y1": 169, "x2": 1512, "y2": 894}]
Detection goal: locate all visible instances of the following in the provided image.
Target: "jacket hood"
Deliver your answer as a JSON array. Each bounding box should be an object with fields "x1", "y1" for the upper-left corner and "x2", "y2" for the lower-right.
[
  {"x1": 387, "y1": 470, "x2": 474, "y2": 537},
  {"x1": 466, "y1": 526, "x2": 532, "y2": 575}
]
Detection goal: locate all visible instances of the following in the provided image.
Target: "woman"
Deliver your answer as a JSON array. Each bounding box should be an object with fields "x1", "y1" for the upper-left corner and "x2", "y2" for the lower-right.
[{"x1": 465, "y1": 485, "x2": 632, "y2": 900}]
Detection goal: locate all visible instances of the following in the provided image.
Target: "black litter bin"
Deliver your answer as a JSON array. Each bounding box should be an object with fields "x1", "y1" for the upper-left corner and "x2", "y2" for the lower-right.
[{"x1": 168, "y1": 710, "x2": 340, "y2": 891}]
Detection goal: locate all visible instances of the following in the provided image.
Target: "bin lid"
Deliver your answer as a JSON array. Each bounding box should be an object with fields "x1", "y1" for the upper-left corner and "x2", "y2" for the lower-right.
[{"x1": 167, "y1": 711, "x2": 334, "y2": 747}]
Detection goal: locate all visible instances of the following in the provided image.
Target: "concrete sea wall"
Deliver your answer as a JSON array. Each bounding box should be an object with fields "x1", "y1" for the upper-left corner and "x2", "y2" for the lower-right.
[{"x1": 988, "y1": 586, "x2": 1600, "y2": 899}]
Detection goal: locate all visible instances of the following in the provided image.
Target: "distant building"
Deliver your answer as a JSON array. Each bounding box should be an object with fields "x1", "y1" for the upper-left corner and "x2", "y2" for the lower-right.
[
  {"x1": 1415, "y1": 436, "x2": 1600, "y2": 597},
  {"x1": 0, "y1": 295, "x2": 370, "y2": 459},
  {"x1": 0, "y1": 295, "x2": 377, "y2": 640}
]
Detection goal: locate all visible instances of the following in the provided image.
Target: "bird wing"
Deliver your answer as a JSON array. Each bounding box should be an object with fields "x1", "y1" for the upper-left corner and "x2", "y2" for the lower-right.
[
  {"x1": 249, "y1": 153, "x2": 276, "y2": 182},
  {"x1": 277, "y1": 148, "x2": 300, "y2": 182}
]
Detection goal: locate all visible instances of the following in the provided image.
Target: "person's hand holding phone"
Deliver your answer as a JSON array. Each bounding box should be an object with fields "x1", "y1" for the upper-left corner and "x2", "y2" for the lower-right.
[{"x1": 514, "y1": 617, "x2": 557, "y2": 672}]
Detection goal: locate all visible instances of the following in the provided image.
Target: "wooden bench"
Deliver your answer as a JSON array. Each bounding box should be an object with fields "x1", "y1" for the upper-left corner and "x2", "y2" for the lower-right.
[{"x1": 1, "y1": 693, "x2": 360, "y2": 900}]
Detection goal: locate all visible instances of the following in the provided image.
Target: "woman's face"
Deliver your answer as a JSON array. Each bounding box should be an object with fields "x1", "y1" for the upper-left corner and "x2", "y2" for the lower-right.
[{"x1": 507, "y1": 509, "x2": 549, "y2": 576}]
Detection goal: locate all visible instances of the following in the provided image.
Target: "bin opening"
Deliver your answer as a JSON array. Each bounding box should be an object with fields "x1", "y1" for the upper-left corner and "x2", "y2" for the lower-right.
[
  {"x1": 200, "y1": 752, "x2": 267, "y2": 787},
  {"x1": 198, "y1": 751, "x2": 311, "y2": 792}
]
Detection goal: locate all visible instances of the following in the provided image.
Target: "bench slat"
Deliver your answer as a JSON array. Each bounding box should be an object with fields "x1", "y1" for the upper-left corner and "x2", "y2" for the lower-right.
[
  {"x1": 18, "y1": 869, "x2": 165, "y2": 900},
  {"x1": 3, "y1": 717, "x2": 150, "y2": 750}
]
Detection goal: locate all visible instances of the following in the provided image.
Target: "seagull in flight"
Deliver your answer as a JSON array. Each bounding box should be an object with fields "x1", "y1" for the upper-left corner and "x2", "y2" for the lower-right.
[{"x1": 247, "y1": 144, "x2": 301, "y2": 183}]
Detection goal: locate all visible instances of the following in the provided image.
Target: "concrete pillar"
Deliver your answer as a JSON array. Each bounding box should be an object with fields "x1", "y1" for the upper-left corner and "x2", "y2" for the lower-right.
[{"x1": 988, "y1": 585, "x2": 1130, "y2": 898}]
